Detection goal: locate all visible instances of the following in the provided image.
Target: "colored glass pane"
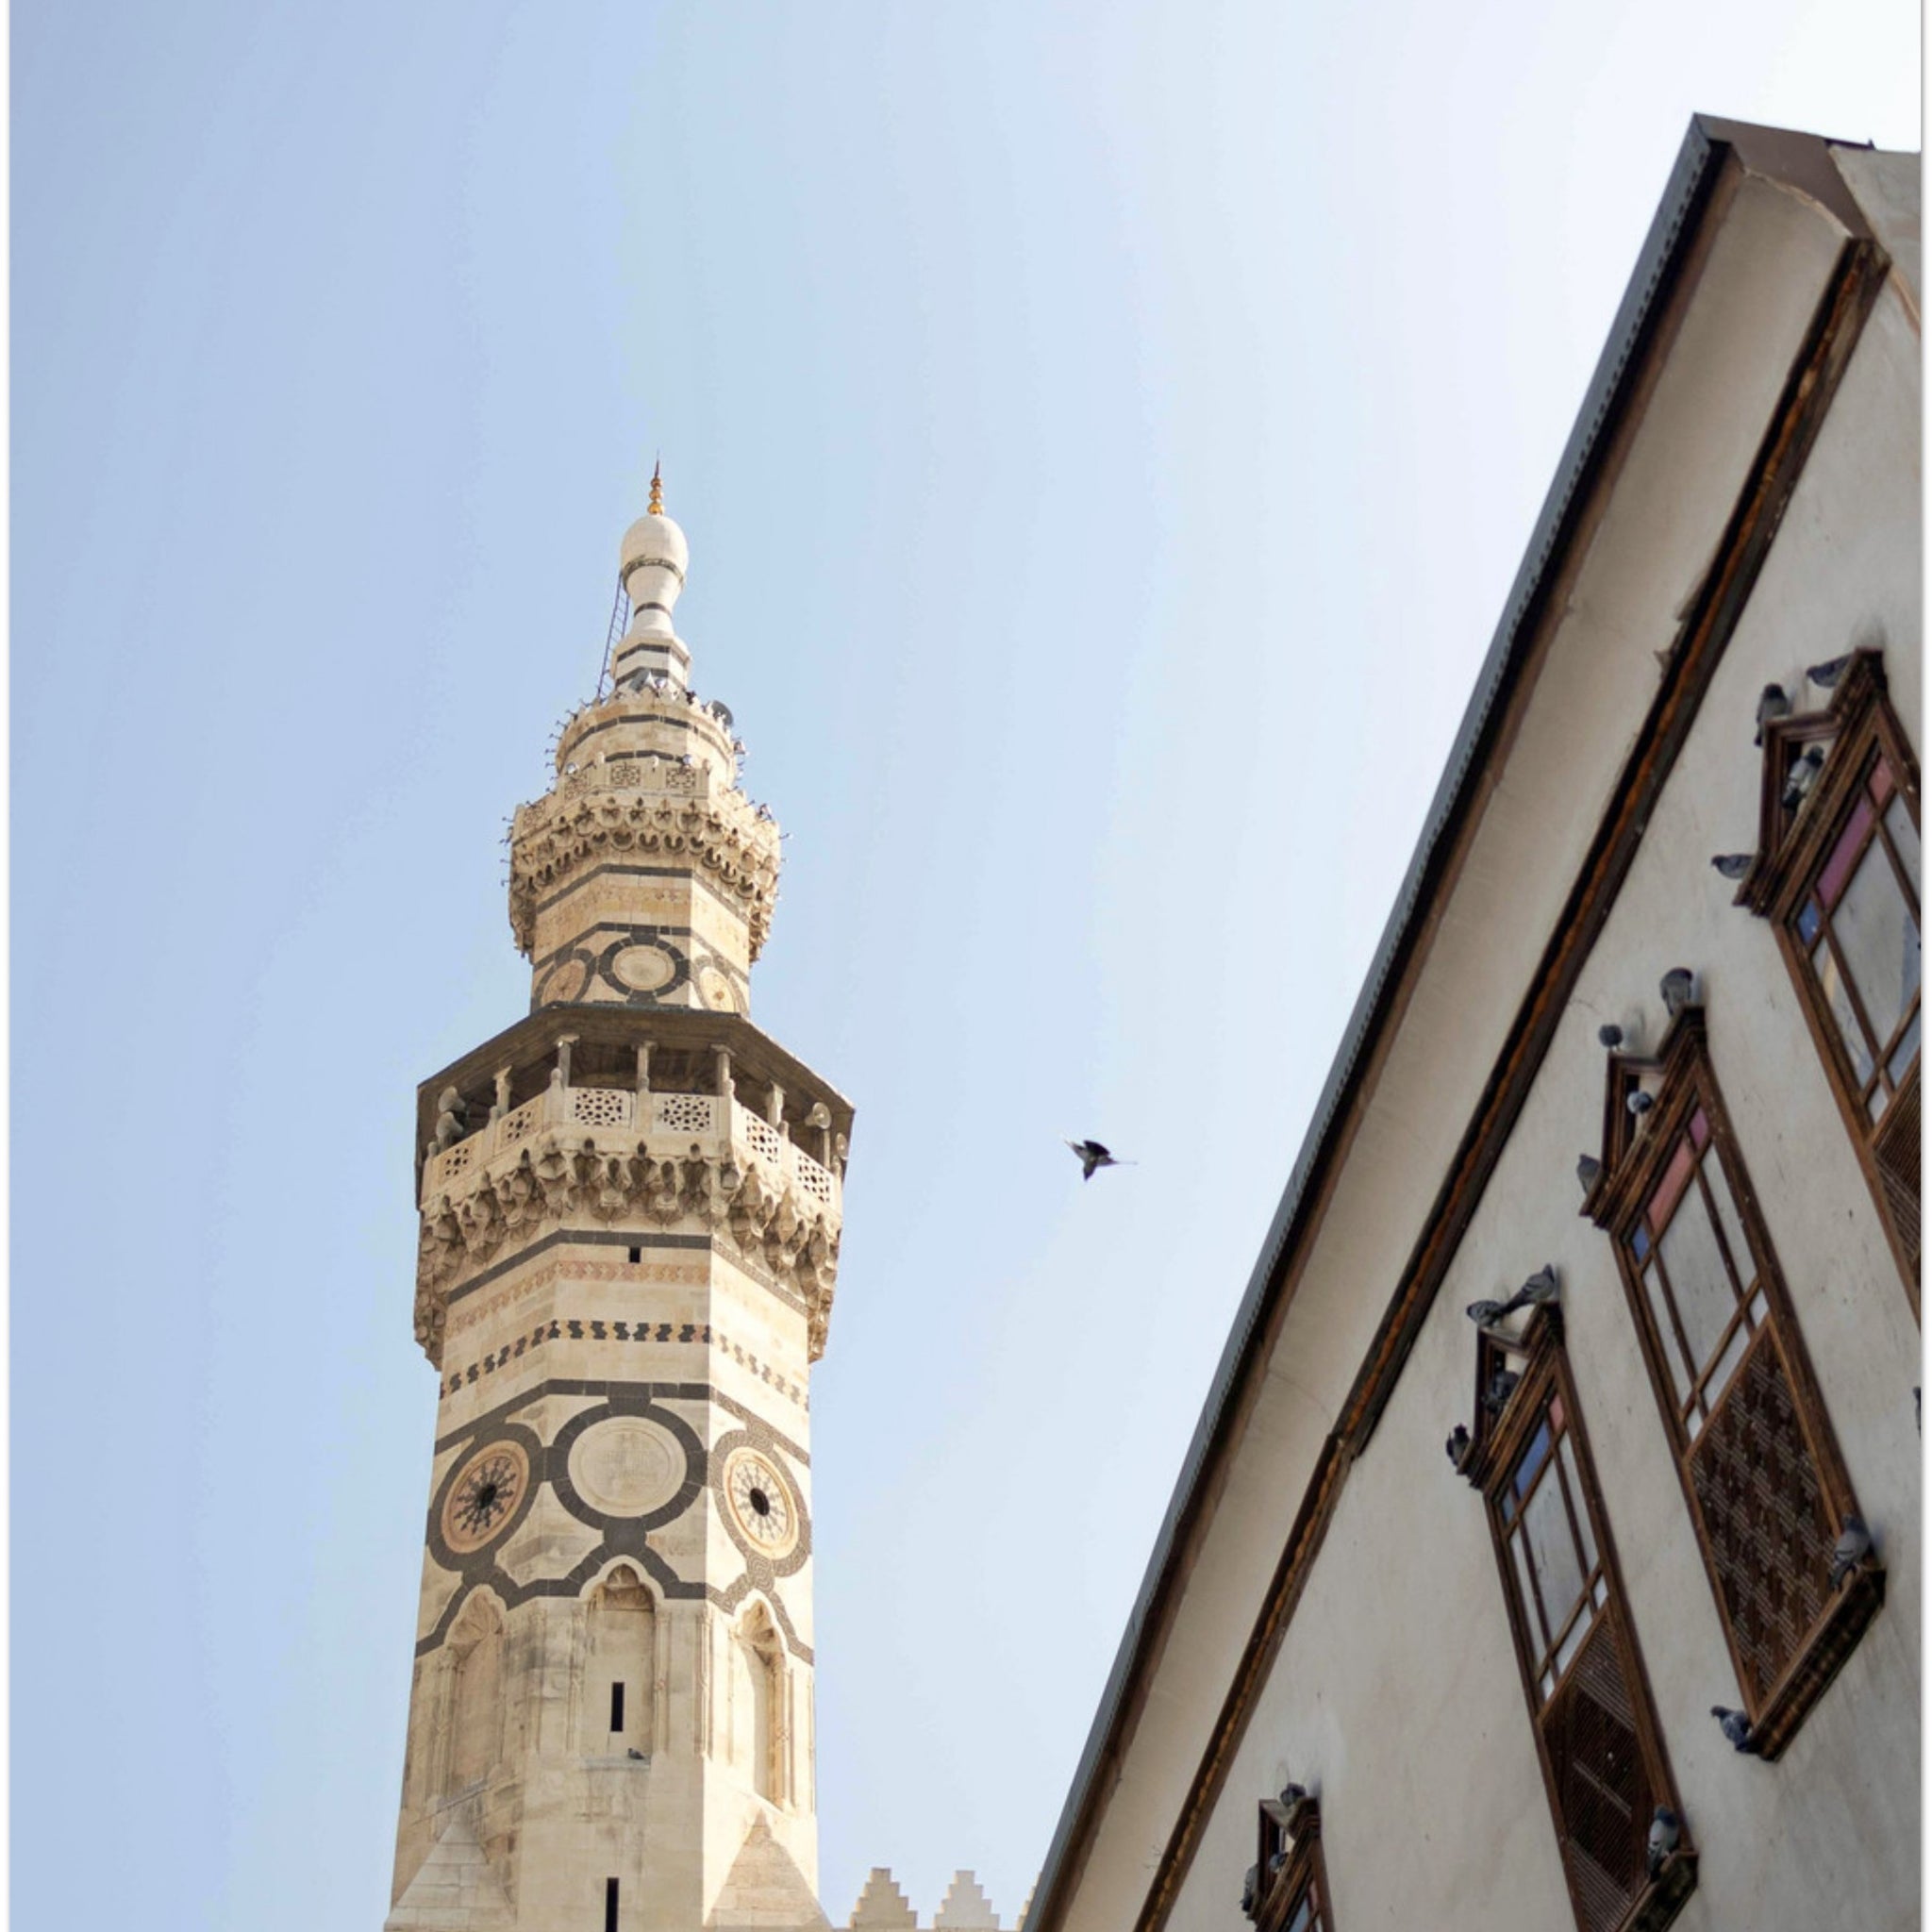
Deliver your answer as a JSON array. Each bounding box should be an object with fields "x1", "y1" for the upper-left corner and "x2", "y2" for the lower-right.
[
  {"x1": 1885, "y1": 793, "x2": 1919, "y2": 896},
  {"x1": 1887, "y1": 1009, "x2": 1919, "y2": 1088},
  {"x1": 1657, "y1": 1182, "x2": 1737, "y2": 1375},
  {"x1": 1871, "y1": 758, "x2": 1896, "y2": 808},
  {"x1": 1813, "y1": 936, "x2": 1875, "y2": 1082},
  {"x1": 1703, "y1": 1151, "x2": 1755, "y2": 1292},
  {"x1": 1648, "y1": 1134, "x2": 1695, "y2": 1233},
  {"x1": 1514, "y1": 1420, "x2": 1551, "y2": 1500},
  {"x1": 1819, "y1": 794, "x2": 1875, "y2": 908},
  {"x1": 1510, "y1": 1526, "x2": 1542, "y2": 1650},
  {"x1": 1644, "y1": 1261, "x2": 1690, "y2": 1402},
  {"x1": 1523, "y1": 1464, "x2": 1587, "y2": 1638},
  {"x1": 1557, "y1": 1435, "x2": 1598, "y2": 1577},
  {"x1": 1704, "y1": 1318, "x2": 1750, "y2": 1405},
  {"x1": 1834, "y1": 838, "x2": 1919, "y2": 1051}
]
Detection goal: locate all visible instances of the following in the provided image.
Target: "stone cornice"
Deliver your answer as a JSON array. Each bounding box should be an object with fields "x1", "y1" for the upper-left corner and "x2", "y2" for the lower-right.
[
  {"x1": 508, "y1": 779, "x2": 781, "y2": 959},
  {"x1": 417, "y1": 1129, "x2": 840, "y2": 1367}
]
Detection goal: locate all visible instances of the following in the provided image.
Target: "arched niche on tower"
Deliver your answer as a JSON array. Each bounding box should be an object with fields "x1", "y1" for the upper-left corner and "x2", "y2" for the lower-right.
[
  {"x1": 726, "y1": 1598, "x2": 786, "y2": 1806},
  {"x1": 442, "y1": 1590, "x2": 506, "y2": 1795},
  {"x1": 579, "y1": 1562, "x2": 659, "y2": 1757}
]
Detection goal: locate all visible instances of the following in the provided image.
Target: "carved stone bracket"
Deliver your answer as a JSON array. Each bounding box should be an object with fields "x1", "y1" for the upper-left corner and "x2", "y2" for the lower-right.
[
  {"x1": 508, "y1": 789, "x2": 781, "y2": 960},
  {"x1": 416, "y1": 1133, "x2": 840, "y2": 1366}
]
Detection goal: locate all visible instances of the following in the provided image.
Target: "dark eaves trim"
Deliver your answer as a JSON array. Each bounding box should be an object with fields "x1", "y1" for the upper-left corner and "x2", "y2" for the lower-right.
[{"x1": 1025, "y1": 114, "x2": 1741, "y2": 1932}]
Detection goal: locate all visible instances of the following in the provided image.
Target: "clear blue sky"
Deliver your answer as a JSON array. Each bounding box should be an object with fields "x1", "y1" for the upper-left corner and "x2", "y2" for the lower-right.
[{"x1": 11, "y1": 5, "x2": 1920, "y2": 1927}]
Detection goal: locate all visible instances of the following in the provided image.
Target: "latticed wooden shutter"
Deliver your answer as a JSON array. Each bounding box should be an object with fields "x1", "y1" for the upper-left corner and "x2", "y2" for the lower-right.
[
  {"x1": 1539, "y1": 1617, "x2": 1656, "y2": 1932},
  {"x1": 1685, "y1": 1328, "x2": 1835, "y2": 1702},
  {"x1": 1873, "y1": 1071, "x2": 1920, "y2": 1279}
]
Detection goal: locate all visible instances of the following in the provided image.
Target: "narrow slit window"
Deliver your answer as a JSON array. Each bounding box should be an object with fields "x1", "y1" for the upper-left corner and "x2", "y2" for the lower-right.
[
  {"x1": 610, "y1": 1682, "x2": 625, "y2": 1733},
  {"x1": 606, "y1": 1877, "x2": 620, "y2": 1932}
]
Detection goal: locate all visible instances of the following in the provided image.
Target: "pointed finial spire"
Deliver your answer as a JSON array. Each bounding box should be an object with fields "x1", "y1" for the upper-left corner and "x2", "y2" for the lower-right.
[{"x1": 648, "y1": 458, "x2": 664, "y2": 517}]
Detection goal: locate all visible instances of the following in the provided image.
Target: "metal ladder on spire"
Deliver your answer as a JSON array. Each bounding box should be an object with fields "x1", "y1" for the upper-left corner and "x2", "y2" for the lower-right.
[{"x1": 594, "y1": 573, "x2": 631, "y2": 700}]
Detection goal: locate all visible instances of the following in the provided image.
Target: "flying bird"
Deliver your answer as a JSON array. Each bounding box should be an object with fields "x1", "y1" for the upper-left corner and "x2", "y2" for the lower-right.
[
  {"x1": 1065, "y1": 1138, "x2": 1133, "y2": 1181},
  {"x1": 1755, "y1": 683, "x2": 1790, "y2": 745},
  {"x1": 1828, "y1": 1514, "x2": 1873, "y2": 1591},
  {"x1": 1710, "y1": 1706, "x2": 1757, "y2": 1754},
  {"x1": 1646, "y1": 1806, "x2": 1681, "y2": 1878},
  {"x1": 1710, "y1": 854, "x2": 1754, "y2": 880},
  {"x1": 1807, "y1": 655, "x2": 1853, "y2": 690}
]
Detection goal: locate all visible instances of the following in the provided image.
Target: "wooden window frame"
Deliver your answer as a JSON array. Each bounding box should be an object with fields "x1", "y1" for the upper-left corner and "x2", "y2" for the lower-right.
[
  {"x1": 1463, "y1": 1309, "x2": 1694, "y2": 1932},
  {"x1": 1246, "y1": 1791, "x2": 1334, "y2": 1932},
  {"x1": 1585, "y1": 1008, "x2": 1884, "y2": 1756},
  {"x1": 1739, "y1": 650, "x2": 1922, "y2": 1310}
]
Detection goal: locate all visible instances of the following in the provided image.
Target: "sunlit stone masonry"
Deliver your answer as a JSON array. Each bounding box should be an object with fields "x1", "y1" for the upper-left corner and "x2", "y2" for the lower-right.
[{"x1": 385, "y1": 478, "x2": 862, "y2": 1932}]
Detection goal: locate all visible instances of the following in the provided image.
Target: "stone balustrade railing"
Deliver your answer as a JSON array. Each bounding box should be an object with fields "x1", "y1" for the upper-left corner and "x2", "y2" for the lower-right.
[
  {"x1": 422, "y1": 1083, "x2": 841, "y2": 1214},
  {"x1": 553, "y1": 754, "x2": 708, "y2": 801}
]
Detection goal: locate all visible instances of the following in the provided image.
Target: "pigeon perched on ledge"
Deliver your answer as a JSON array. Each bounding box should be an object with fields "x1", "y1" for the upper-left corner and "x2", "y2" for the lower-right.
[
  {"x1": 1710, "y1": 1706, "x2": 1757, "y2": 1754},
  {"x1": 1646, "y1": 1806, "x2": 1681, "y2": 1878},
  {"x1": 1828, "y1": 1514, "x2": 1873, "y2": 1591}
]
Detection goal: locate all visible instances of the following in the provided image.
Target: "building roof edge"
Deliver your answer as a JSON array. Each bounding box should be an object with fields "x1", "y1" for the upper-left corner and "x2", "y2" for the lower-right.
[{"x1": 1024, "y1": 111, "x2": 1738, "y2": 1932}]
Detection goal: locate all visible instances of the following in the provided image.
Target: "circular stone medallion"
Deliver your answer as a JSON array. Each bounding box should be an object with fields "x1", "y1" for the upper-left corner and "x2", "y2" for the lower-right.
[
  {"x1": 721, "y1": 1446, "x2": 801, "y2": 1558},
  {"x1": 610, "y1": 943, "x2": 678, "y2": 994},
  {"x1": 441, "y1": 1441, "x2": 532, "y2": 1555},
  {"x1": 697, "y1": 963, "x2": 740, "y2": 1012},
  {"x1": 568, "y1": 1416, "x2": 687, "y2": 1517}
]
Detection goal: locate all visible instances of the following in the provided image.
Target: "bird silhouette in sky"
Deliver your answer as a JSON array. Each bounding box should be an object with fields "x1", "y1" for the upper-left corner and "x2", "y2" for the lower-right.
[{"x1": 1065, "y1": 1138, "x2": 1133, "y2": 1181}]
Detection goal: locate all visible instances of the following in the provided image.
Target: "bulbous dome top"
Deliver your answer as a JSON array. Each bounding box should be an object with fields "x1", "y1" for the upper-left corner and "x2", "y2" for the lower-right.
[{"x1": 619, "y1": 465, "x2": 689, "y2": 643}]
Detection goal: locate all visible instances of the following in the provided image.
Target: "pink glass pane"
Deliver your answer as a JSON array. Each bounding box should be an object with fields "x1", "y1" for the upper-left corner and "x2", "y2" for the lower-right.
[
  {"x1": 1649, "y1": 1135, "x2": 1696, "y2": 1234},
  {"x1": 1871, "y1": 758, "x2": 1896, "y2": 808},
  {"x1": 1819, "y1": 795, "x2": 1875, "y2": 909},
  {"x1": 1549, "y1": 1394, "x2": 1564, "y2": 1431},
  {"x1": 1690, "y1": 1107, "x2": 1709, "y2": 1150}
]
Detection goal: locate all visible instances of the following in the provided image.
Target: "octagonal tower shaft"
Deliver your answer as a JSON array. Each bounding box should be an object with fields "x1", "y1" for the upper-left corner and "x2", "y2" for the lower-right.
[{"x1": 387, "y1": 491, "x2": 850, "y2": 1932}]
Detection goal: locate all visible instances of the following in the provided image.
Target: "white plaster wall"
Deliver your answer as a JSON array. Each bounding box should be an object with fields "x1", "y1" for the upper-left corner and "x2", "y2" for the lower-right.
[
  {"x1": 1060, "y1": 163, "x2": 1873, "y2": 1932},
  {"x1": 1144, "y1": 186, "x2": 1919, "y2": 1932}
]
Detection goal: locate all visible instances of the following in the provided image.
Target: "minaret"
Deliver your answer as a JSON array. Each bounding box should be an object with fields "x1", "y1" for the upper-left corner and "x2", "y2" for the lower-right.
[{"x1": 387, "y1": 478, "x2": 849, "y2": 1932}]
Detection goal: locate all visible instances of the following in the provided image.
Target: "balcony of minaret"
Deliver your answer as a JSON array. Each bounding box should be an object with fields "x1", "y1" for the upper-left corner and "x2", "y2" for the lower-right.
[
  {"x1": 411, "y1": 1007, "x2": 851, "y2": 1367},
  {"x1": 508, "y1": 676, "x2": 782, "y2": 1012}
]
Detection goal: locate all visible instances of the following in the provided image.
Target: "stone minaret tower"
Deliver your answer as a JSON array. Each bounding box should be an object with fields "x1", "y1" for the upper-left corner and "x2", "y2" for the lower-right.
[{"x1": 386, "y1": 477, "x2": 849, "y2": 1932}]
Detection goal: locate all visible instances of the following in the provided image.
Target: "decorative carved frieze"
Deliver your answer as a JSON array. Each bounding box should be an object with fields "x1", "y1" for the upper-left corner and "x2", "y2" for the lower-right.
[
  {"x1": 417, "y1": 1132, "x2": 840, "y2": 1366},
  {"x1": 508, "y1": 785, "x2": 780, "y2": 960}
]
